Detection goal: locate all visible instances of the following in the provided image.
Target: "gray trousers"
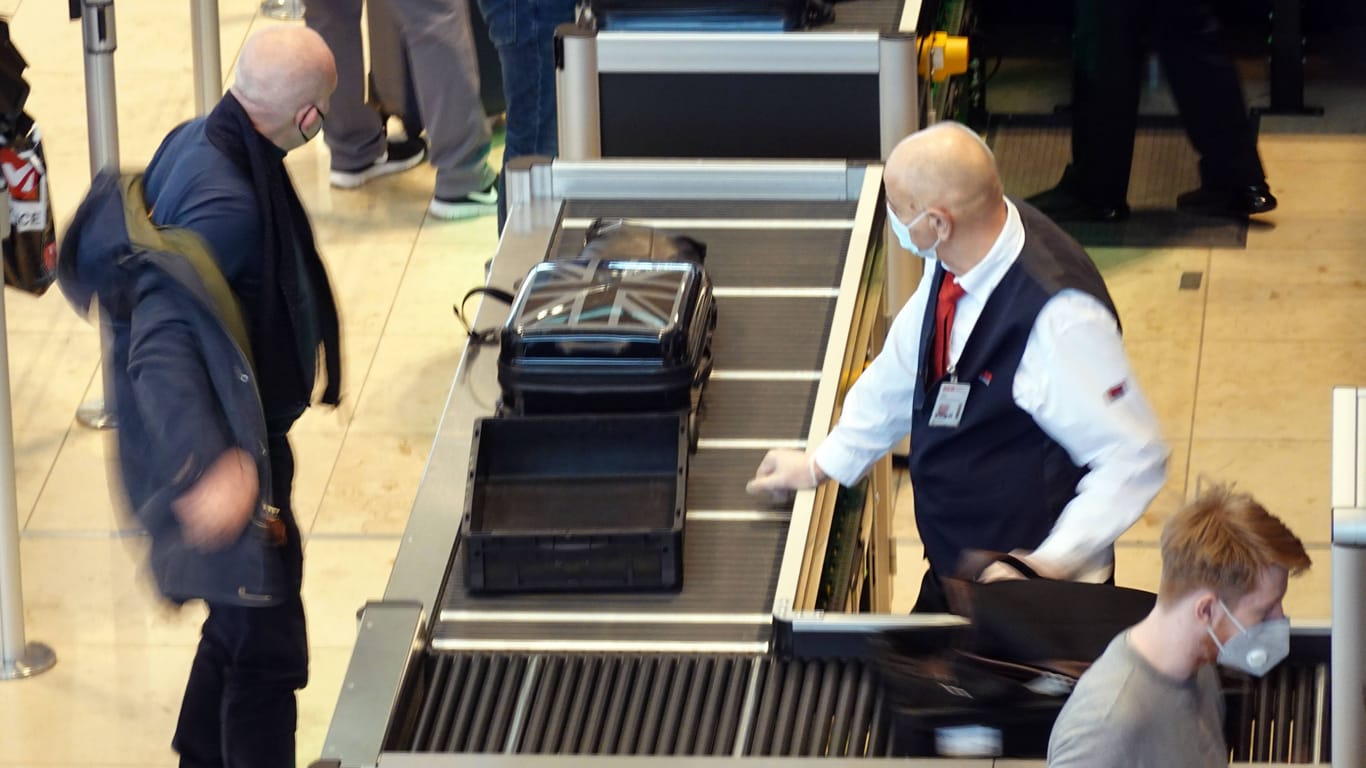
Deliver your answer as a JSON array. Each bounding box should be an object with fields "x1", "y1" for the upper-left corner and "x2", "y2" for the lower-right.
[{"x1": 307, "y1": 0, "x2": 493, "y2": 197}]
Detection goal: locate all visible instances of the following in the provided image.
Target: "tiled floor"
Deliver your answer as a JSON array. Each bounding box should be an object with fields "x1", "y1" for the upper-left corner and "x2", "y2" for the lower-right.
[{"x1": 0, "y1": 2, "x2": 1361, "y2": 766}]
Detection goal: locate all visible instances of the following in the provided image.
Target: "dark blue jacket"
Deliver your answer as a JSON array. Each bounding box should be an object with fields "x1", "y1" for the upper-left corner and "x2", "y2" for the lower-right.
[{"x1": 57, "y1": 172, "x2": 283, "y2": 604}]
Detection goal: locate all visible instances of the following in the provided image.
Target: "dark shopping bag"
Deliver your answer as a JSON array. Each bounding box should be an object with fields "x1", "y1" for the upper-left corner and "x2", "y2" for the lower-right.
[
  {"x1": 873, "y1": 552, "x2": 1156, "y2": 757},
  {"x1": 2, "y1": 123, "x2": 57, "y2": 296},
  {"x1": 0, "y1": 18, "x2": 55, "y2": 296}
]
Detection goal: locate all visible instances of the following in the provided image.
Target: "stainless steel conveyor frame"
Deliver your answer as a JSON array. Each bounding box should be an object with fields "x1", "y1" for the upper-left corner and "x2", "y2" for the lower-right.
[{"x1": 1330, "y1": 387, "x2": 1366, "y2": 768}]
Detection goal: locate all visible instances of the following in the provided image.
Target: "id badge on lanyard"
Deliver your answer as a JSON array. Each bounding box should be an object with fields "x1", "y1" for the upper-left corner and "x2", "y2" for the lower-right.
[{"x1": 927, "y1": 368, "x2": 970, "y2": 428}]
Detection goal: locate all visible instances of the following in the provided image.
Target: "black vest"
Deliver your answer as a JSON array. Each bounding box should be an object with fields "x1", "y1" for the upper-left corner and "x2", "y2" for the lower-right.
[{"x1": 907, "y1": 200, "x2": 1120, "y2": 578}]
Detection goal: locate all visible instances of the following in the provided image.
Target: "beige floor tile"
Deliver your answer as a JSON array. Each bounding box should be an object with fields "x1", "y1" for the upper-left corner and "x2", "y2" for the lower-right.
[
  {"x1": 5, "y1": 327, "x2": 99, "y2": 434},
  {"x1": 891, "y1": 467, "x2": 916, "y2": 541},
  {"x1": 1119, "y1": 440, "x2": 1190, "y2": 545},
  {"x1": 1114, "y1": 543, "x2": 1331, "y2": 621},
  {"x1": 385, "y1": 216, "x2": 499, "y2": 336},
  {"x1": 347, "y1": 332, "x2": 463, "y2": 434},
  {"x1": 1114, "y1": 543, "x2": 1164, "y2": 596},
  {"x1": 290, "y1": 150, "x2": 435, "y2": 241},
  {"x1": 1122, "y1": 335, "x2": 1200, "y2": 443},
  {"x1": 1192, "y1": 340, "x2": 1366, "y2": 442},
  {"x1": 11, "y1": 426, "x2": 69, "y2": 523},
  {"x1": 292, "y1": 333, "x2": 382, "y2": 435},
  {"x1": 1255, "y1": 159, "x2": 1366, "y2": 219},
  {"x1": 1204, "y1": 249, "x2": 1366, "y2": 342},
  {"x1": 325, "y1": 236, "x2": 413, "y2": 337},
  {"x1": 312, "y1": 430, "x2": 434, "y2": 535},
  {"x1": 24, "y1": 424, "x2": 127, "y2": 533},
  {"x1": 1187, "y1": 438, "x2": 1333, "y2": 545},
  {"x1": 0, "y1": 641, "x2": 194, "y2": 766},
  {"x1": 18, "y1": 536, "x2": 206, "y2": 648},
  {"x1": 1089, "y1": 247, "x2": 1209, "y2": 341},
  {"x1": 889, "y1": 539, "x2": 929, "y2": 614},
  {"x1": 301, "y1": 536, "x2": 401, "y2": 650},
  {"x1": 288, "y1": 430, "x2": 348, "y2": 534}
]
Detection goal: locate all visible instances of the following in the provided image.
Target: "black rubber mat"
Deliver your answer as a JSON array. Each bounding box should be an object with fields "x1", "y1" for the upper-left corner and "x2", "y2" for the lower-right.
[
  {"x1": 712, "y1": 296, "x2": 836, "y2": 372},
  {"x1": 988, "y1": 115, "x2": 1250, "y2": 249}
]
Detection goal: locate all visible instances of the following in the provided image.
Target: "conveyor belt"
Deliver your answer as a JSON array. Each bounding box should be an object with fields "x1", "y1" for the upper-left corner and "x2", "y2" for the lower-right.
[
  {"x1": 432, "y1": 193, "x2": 863, "y2": 651},
  {"x1": 392, "y1": 654, "x2": 892, "y2": 758},
  {"x1": 827, "y1": 0, "x2": 906, "y2": 30}
]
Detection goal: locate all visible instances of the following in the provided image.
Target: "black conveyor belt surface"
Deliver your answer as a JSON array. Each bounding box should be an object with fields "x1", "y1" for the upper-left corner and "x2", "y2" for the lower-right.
[
  {"x1": 563, "y1": 200, "x2": 859, "y2": 220},
  {"x1": 395, "y1": 654, "x2": 892, "y2": 758},
  {"x1": 711, "y1": 297, "x2": 837, "y2": 372},
  {"x1": 433, "y1": 195, "x2": 858, "y2": 649},
  {"x1": 436, "y1": 519, "x2": 789, "y2": 638},
  {"x1": 827, "y1": 0, "x2": 905, "y2": 29}
]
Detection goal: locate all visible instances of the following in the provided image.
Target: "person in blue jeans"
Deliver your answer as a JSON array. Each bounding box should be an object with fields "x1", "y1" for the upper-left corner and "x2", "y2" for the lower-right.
[{"x1": 474, "y1": 0, "x2": 577, "y2": 230}]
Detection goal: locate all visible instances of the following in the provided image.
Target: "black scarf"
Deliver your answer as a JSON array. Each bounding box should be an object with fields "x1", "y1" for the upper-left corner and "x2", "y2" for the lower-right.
[{"x1": 203, "y1": 92, "x2": 341, "y2": 421}]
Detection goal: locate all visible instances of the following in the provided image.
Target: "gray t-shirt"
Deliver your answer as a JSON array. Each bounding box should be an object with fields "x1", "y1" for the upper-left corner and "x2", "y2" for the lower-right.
[{"x1": 1048, "y1": 631, "x2": 1227, "y2": 767}]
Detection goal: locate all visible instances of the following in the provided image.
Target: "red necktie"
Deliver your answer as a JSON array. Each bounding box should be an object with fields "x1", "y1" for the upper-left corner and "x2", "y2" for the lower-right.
[{"x1": 931, "y1": 272, "x2": 966, "y2": 382}]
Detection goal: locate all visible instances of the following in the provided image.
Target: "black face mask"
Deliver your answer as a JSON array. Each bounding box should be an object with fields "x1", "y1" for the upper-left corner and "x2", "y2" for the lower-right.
[{"x1": 297, "y1": 105, "x2": 325, "y2": 143}]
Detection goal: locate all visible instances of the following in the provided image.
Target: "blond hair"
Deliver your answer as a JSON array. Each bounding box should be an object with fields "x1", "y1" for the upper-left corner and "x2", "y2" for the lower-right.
[{"x1": 1158, "y1": 484, "x2": 1311, "y2": 604}]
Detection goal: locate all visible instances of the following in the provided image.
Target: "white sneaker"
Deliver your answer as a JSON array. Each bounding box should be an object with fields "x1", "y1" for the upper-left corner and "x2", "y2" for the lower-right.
[
  {"x1": 329, "y1": 137, "x2": 427, "y2": 189},
  {"x1": 428, "y1": 175, "x2": 499, "y2": 220}
]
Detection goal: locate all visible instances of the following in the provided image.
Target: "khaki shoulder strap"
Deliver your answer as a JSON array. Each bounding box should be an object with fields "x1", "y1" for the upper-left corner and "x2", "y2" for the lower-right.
[{"x1": 119, "y1": 174, "x2": 256, "y2": 373}]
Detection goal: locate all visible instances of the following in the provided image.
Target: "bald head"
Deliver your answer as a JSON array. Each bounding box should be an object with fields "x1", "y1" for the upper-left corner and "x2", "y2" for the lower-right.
[
  {"x1": 885, "y1": 122, "x2": 1003, "y2": 227},
  {"x1": 230, "y1": 27, "x2": 337, "y2": 149}
]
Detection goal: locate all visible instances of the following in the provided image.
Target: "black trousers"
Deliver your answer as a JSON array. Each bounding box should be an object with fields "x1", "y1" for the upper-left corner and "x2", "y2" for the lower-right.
[
  {"x1": 173, "y1": 435, "x2": 308, "y2": 768},
  {"x1": 1069, "y1": 0, "x2": 1266, "y2": 205}
]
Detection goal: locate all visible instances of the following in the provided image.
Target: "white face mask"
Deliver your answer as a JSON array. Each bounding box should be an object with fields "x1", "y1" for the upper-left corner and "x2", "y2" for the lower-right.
[
  {"x1": 887, "y1": 205, "x2": 941, "y2": 260},
  {"x1": 1207, "y1": 600, "x2": 1290, "y2": 677}
]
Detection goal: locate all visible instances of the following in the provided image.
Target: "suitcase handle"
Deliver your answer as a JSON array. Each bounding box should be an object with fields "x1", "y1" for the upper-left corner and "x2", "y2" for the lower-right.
[{"x1": 453, "y1": 286, "x2": 514, "y2": 345}]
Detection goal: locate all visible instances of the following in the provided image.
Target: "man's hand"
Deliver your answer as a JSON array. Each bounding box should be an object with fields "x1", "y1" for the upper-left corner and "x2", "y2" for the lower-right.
[
  {"x1": 746, "y1": 449, "x2": 824, "y2": 502},
  {"x1": 172, "y1": 447, "x2": 259, "y2": 551}
]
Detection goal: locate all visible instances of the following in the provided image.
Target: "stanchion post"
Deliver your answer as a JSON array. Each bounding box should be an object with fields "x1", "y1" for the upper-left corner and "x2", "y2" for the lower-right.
[
  {"x1": 75, "y1": 0, "x2": 118, "y2": 429},
  {"x1": 0, "y1": 198, "x2": 55, "y2": 680},
  {"x1": 79, "y1": 0, "x2": 119, "y2": 177},
  {"x1": 191, "y1": 0, "x2": 222, "y2": 115},
  {"x1": 1330, "y1": 387, "x2": 1366, "y2": 767}
]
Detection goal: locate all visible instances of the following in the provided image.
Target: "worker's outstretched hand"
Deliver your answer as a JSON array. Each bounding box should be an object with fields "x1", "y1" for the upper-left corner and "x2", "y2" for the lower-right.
[
  {"x1": 745, "y1": 448, "x2": 824, "y2": 502},
  {"x1": 173, "y1": 447, "x2": 259, "y2": 551}
]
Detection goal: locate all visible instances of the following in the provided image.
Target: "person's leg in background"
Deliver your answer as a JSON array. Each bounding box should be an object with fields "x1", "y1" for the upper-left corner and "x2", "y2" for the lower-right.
[
  {"x1": 476, "y1": 0, "x2": 577, "y2": 231},
  {"x1": 307, "y1": 0, "x2": 428, "y2": 188},
  {"x1": 1027, "y1": 0, "x2": 1143, "y2": 222},
  {"x1": 391, "y1": 0, "x2": 499, "y2": 219},
  {"x1": 1158, "y1": 0, "x2": 1277, "y2": 216},
  {"x1": 367, "y1": 0, "x2": 425, "y2": 140}
]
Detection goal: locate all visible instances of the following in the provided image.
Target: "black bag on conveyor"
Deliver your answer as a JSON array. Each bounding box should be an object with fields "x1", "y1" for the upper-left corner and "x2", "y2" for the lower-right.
[
  {"x1": 586, "y1": 0, "x2": 835, "y2": 31},
  {"x1": 872, "y1": 552, "x2": 1156, "y2": 758},
  {"x1": 497, "y1": 218, "x2": 717, "y2": 431}
]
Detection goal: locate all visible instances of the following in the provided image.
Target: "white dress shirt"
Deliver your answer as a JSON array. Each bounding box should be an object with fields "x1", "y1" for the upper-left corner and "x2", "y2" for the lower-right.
[{"x1": 814, "y1": 199, "x2": 1169, "y2": 579}]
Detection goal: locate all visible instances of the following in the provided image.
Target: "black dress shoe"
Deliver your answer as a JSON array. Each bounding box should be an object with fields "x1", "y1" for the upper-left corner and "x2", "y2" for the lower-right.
[
  {"x1": 1176, "y1": 184, "x2": 1278, "y2": 218},
  {"x1": 1025, "y1": 183, "x2": 1131, "y2": 223}
]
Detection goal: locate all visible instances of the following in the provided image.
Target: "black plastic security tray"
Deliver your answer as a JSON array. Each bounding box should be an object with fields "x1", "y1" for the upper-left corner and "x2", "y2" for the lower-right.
[{"x1": 462, "y1": 412, "x2": 688, "y2": 594}]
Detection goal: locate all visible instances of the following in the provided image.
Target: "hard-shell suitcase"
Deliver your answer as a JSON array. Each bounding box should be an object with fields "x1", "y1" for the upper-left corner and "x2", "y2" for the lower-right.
[
  {"x1": 497, "y1": 221, "x2": 716, "y2": 419},
  {"x1": 586, "y1": 0, "x2": 834, "y2": 31}
]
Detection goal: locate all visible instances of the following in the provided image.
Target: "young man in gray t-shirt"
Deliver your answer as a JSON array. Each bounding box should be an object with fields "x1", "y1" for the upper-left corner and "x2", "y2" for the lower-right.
[{"x1": 1048, "y1": 485, "x2": 1311, "y2": 767}]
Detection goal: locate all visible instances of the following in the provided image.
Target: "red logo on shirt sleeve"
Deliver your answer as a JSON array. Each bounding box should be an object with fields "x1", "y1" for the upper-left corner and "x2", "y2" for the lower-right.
[{"x1": 1106, "y1": 381, "x2": 1128, "y2": 402}]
